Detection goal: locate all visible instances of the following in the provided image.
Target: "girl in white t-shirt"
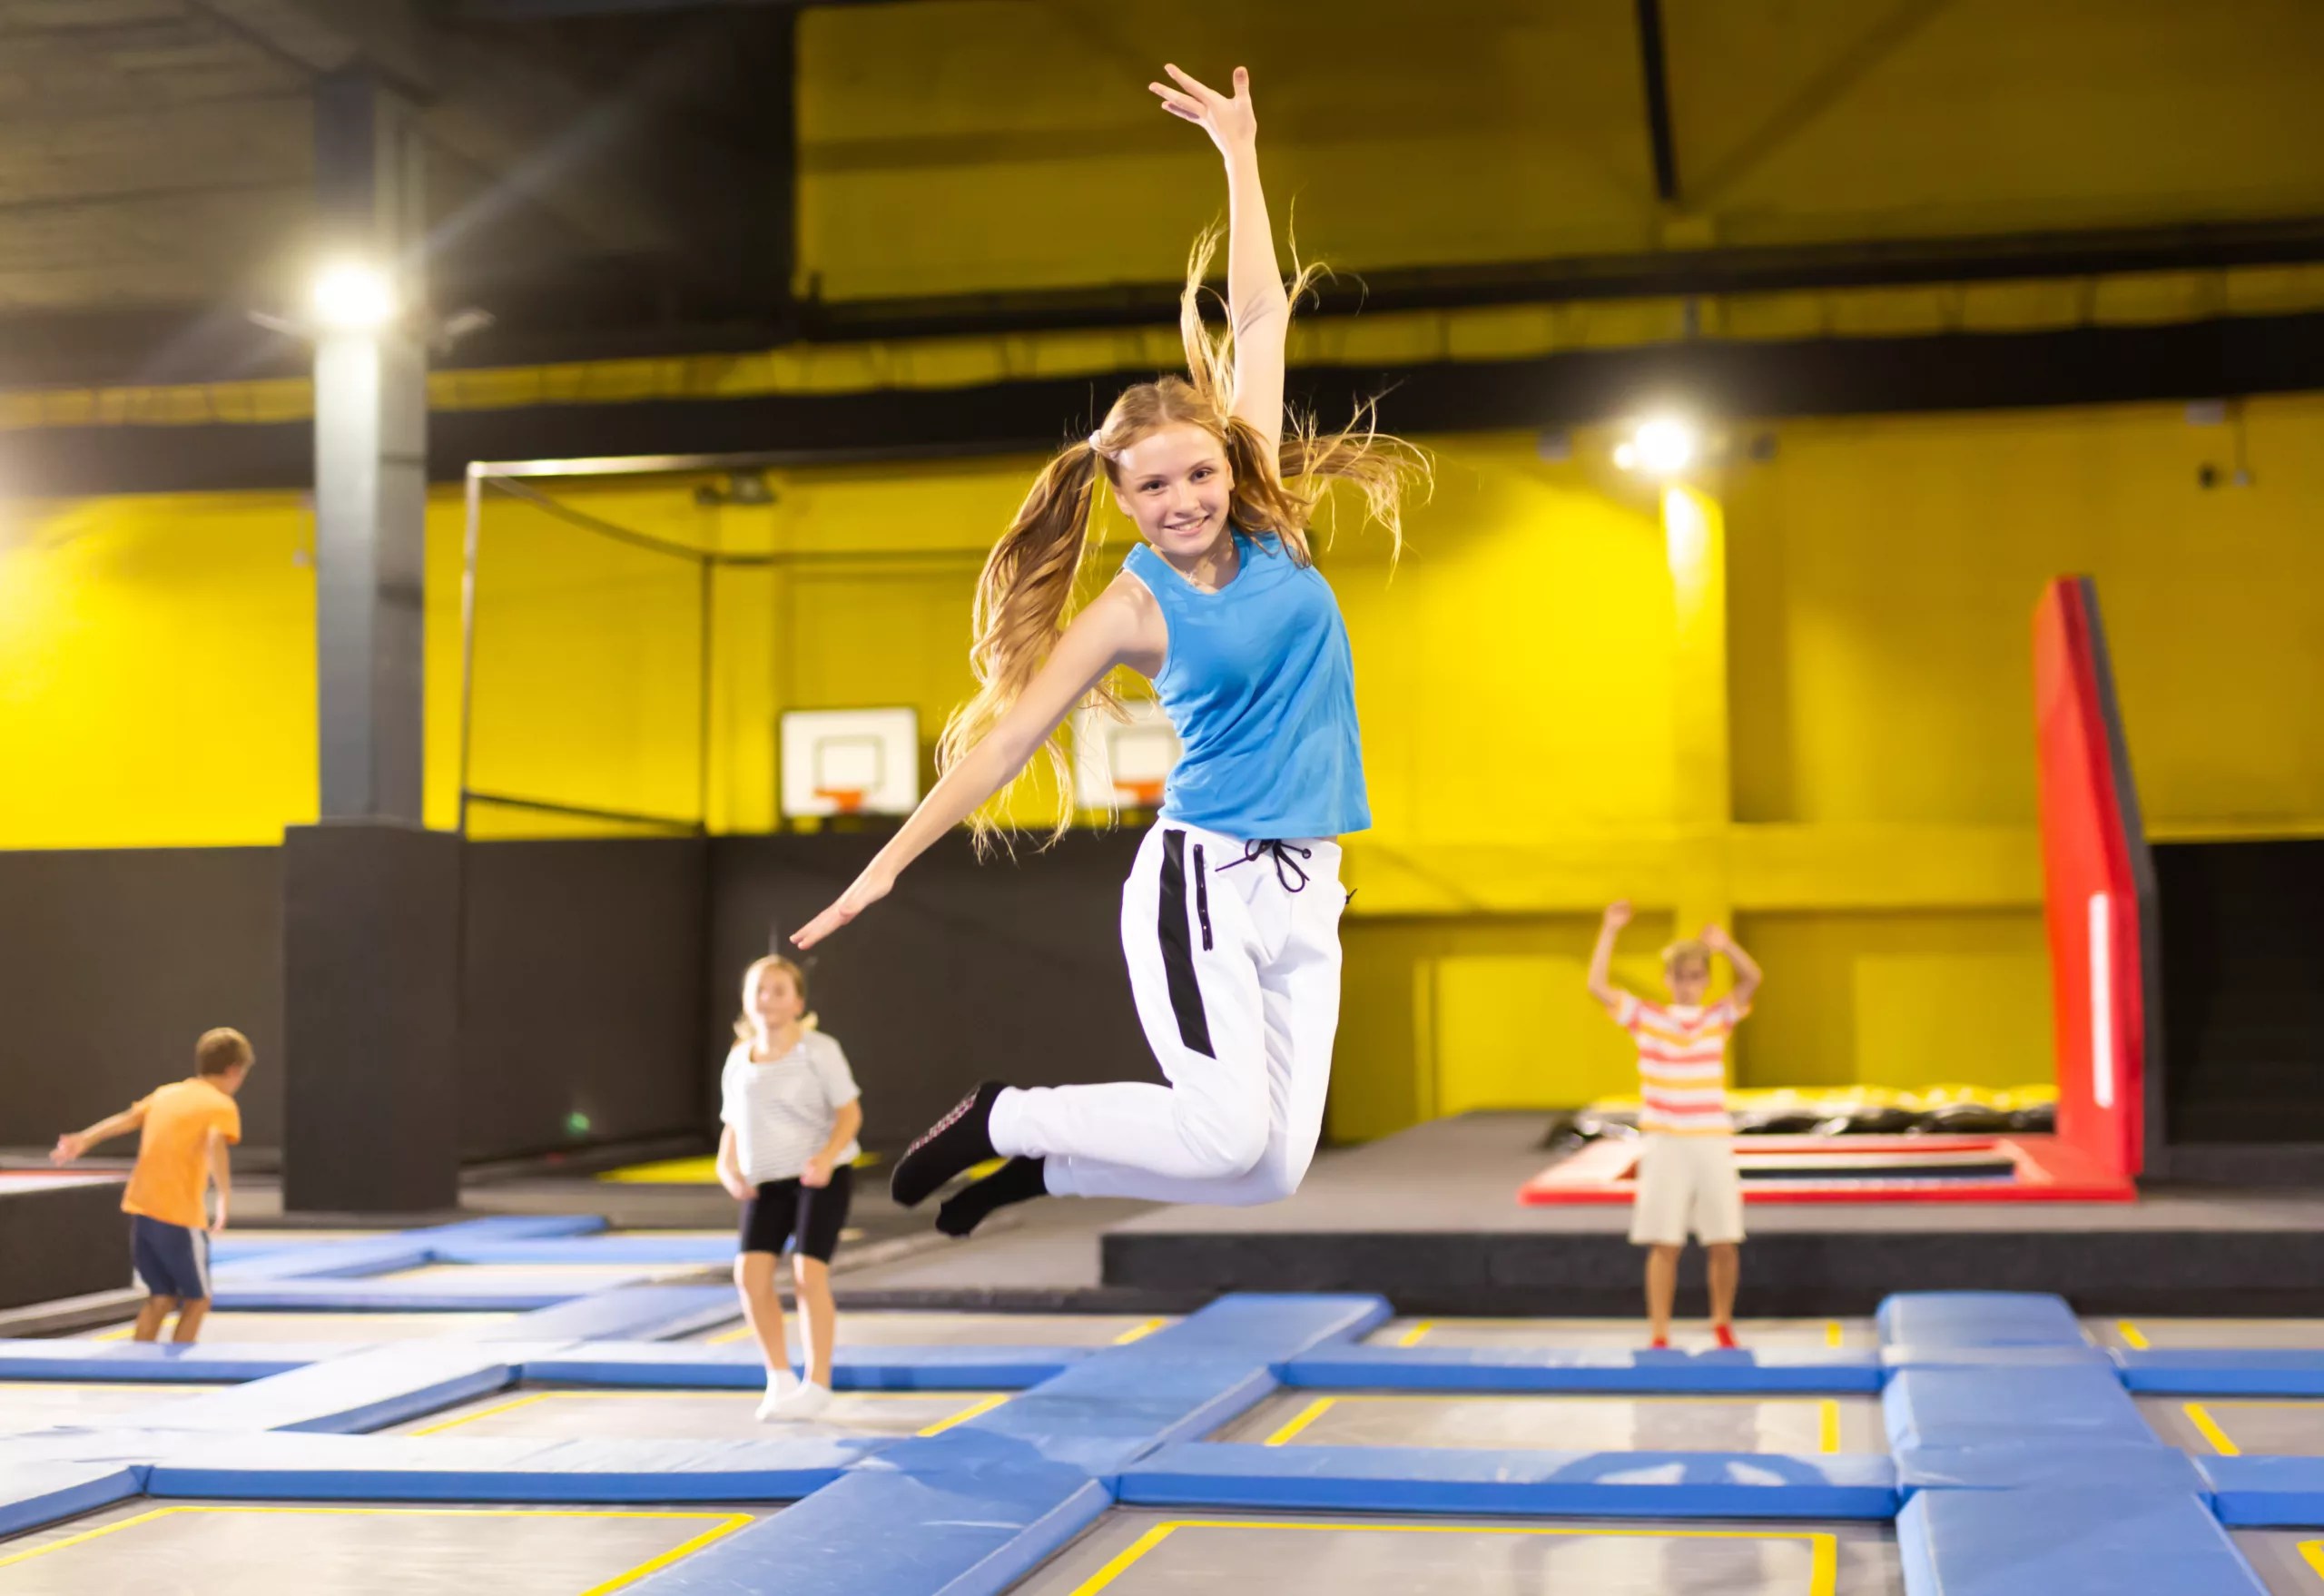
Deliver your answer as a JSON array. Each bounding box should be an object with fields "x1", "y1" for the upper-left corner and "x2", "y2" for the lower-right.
[{"x1": 716, "y1": 954, "x2": 863, "y2": 1421}]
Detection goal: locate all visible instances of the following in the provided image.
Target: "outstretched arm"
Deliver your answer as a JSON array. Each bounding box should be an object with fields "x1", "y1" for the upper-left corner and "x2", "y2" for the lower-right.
[
  {"x1": 52, "y1": 1099, "x2": 148, "y2": 1164},
  {"x1": 1702, "y1": 926, "x2": 1763, "y2": 1008},
  {"x1": 791, "y1": 581, "x2": 1147, "y2": 950},
  {"x1": 1151, "y1": 64, "x2": 1286, "y2": 457},
  {"x1": 1587, "y1": 900, "x2": 1633, "y2": 1015}
]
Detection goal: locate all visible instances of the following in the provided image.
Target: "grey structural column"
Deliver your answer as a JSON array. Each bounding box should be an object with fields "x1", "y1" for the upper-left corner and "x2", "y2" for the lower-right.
[
  {"x1": 284, "y1": 66, "x2": 461, "y2": 1215},
  {"x1": 313, "y1": 64, "x2": 428, "y2": 821}
]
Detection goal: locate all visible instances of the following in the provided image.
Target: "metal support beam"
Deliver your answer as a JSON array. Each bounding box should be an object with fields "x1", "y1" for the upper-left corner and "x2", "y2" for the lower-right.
[
  {"x1": 1634, "y1": 0, "x2": 1681, "y2": 203},
  {"x1": 312, "y1": 66, "x2": 428, "y2": 823}
]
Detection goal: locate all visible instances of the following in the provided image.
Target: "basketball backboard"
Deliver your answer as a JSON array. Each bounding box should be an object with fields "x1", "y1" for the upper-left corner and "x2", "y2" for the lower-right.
[
  {"x1": 780, "y1": 707, "x2": 919, "y2": 818},
  {"x1": 1072, "y1": 698, "x2": 1181, "y2": 810}
]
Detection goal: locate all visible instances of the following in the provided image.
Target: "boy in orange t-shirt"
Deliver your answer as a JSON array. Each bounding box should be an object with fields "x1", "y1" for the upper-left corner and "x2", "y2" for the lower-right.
[{"x1": 53, "y1": 1028, "x2": 253, "y2": 1344}]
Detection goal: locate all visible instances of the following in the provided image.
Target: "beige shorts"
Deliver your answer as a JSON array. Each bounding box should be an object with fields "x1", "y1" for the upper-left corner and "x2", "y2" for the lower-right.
[{"x1": 1630, "y1": 1134, "x2": 1746, "y2": 1246}]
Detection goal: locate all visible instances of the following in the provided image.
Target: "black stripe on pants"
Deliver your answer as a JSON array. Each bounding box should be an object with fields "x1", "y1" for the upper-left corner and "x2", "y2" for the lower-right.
[{"x1": 1158, "y1": 829, "x2": 1215, "y2": 1057}]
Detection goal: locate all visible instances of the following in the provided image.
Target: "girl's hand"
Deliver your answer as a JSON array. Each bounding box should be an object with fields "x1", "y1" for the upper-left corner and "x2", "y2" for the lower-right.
[
  {"x1": 50, "y1": 1134, "x2": 84, "y2": 1165},
  {"x1": 793, "y1": 864, "x2": 896, "y2": 951},
  {"x1": 1602, "y1": 900, "x2": 1634, "y2": 931},
  {"x1": 801, "y1": 1156, "x2": 833, "y2": 1190},
  {"x1": 723, "y1": 1174, "x2": 753, "y2": 1202},
  {"x1": 1700, "y1": 924, "x2": 1733, "y2": 952},
  {"x1": 1149, "y1": 64, "x2": 1256, "y2": 156}
]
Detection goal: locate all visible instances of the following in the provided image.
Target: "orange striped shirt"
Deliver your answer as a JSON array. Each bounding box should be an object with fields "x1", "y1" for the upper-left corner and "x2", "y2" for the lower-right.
[{"x1": 1615, "y1": 992, "x2": 1748, "y2": 1136}]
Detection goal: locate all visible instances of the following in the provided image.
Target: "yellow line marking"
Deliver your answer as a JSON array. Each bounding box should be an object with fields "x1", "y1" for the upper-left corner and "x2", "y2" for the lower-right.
[
  {"x1": 408, "y1": 1387, "x2": 1001, "y2": 1438},
  {"x1": 2299, "y1": 1539, "x2": 2324, "y2": 1579},
  {"x1": 1262, "y1": 1396, "x2": 1339, "y2": 1446},
  {"x1": 91, "y1": 1325, "x2": 134, "y2": 1343},
  {"x1": 2117, "y1": 1320, "x2": 2152, "y2": 1351},
  {"x1": 1111, "y1": 1319, "x2": 1168, "y2": 1346},
  {"x1": 1396, "y1": 1321, "x2": 1435, "y2": 1348},
  {"x1": 2184, "y1": 1402, "x2": 2240, "y2": 1456},
  {"x1": 0, "y1": 1505, "x2": 746, "y2": 1575},
  {"x1": 1258, "y1": 1393, "x2": 1849, "y2": 1453},
  {"x1": 1067, "y1": 1520, "x2": 1840, "y2": 1596},
  {"x1": 704, "y1": 1325, "x2": 756, "y2": 1347},
  {"x1": 1825, "y1": 1320, "x2": 1844, "y2": 1349},
  {"x1": 580, "y1": 1512, "x2": 754, "y2": 1596},
  {"x1": 917, "y1": 1394, "x2": 1009, "y2": 1436},
  {"x1": 406, "y1": 1391, "x2": 553, "y2": 1436}
]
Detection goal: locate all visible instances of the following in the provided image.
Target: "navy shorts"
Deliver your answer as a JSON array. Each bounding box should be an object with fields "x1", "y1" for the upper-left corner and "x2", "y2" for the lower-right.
[{"x1": 131, "y1": 1215, "x2": 212, "y2": 1301}]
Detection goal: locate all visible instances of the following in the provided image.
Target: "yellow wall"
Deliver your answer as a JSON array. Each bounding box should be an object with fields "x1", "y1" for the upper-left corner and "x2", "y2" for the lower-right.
[
  {"x1": 0, "y1": 492, "x2": 316, "y2": 848},
  {"x1": 9, "y1": 396, "x2": 2324, "y2": 1130}
]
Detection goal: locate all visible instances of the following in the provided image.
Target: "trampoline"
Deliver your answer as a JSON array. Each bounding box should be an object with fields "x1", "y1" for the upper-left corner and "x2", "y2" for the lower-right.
[{"x1": 5, "y1": 1218, "x2": 2319, "y2": 1596}]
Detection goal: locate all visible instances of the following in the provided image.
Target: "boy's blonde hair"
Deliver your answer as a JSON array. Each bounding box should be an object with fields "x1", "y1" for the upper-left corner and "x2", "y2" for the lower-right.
[
  {"x1": 195, "y1": 1028, "x2": 253, "y2": 1077},
  {"x1": 1660, "y1": 940, "x2": 1710, "y2": 975}
]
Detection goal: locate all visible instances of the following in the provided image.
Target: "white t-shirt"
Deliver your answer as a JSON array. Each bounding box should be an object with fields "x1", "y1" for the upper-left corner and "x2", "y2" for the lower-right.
[{"x1": 720, "y1": 1030, "x2": 862, "y2": 1185}]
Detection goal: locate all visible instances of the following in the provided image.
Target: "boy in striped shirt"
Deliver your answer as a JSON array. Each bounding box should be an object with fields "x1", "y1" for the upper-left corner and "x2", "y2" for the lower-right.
[{"x1": 1587, "y1": 900, "x2": 1762, "y2": 1349}]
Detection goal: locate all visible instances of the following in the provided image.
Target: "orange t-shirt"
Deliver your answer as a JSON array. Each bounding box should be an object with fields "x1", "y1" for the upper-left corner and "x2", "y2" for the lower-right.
[{"x1": 122, "y1": 1078, "x2": 241, "y2": 1230}]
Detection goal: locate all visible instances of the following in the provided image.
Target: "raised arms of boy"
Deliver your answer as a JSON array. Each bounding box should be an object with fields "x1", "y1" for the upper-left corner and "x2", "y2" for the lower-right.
[{"x1": 1587, "y1": 900, "x2": 1633, "y2": 1014}]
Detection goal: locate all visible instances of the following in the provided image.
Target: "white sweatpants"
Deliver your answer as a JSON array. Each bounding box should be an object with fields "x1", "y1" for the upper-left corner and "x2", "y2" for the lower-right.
[{"x1": 989, "y1": 821, "x2": 1346, "y2": 1207}]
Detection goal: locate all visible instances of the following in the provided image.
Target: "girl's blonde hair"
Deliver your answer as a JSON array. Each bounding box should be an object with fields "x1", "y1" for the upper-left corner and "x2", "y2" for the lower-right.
[
  {"x1": 734, "y1": 954, "x2": 819, "y2": 1045},
  {"x1": 938, "y1": 230, "x2": 1430, "y2": 854}
]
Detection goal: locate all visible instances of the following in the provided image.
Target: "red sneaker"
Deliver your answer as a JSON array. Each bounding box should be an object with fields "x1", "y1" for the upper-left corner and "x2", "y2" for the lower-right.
[
  {"x1": 1648, "y1": 1335, "x2": 1670, "y2": 1350},
  {"x1": 1712, "y1": 1324, "x2": 1739, "y2": 1350}
]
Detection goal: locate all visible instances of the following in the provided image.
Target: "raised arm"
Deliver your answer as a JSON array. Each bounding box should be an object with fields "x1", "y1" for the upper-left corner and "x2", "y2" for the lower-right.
[
  {"x1": 1151, "y1": 64, "x2": 1286, "y2": 456},
  {"x1": 1702, "y1": 925, "x2": 1763, "y2": 1008},
  {"x1": 52, "y1": 1098, "x2": 148, "y2": 1164},
  {"x1": 1587, "y1": 900, "x2": 1633, "y2": 1015},
  {"x1": 791, "y1": 581, "x2": 1147, "y2": 950}
]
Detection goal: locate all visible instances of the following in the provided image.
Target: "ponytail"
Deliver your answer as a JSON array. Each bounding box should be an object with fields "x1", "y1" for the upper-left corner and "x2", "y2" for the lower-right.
[{"x1": 937, "y1": 442, "x2": 1109, "y2": 856}]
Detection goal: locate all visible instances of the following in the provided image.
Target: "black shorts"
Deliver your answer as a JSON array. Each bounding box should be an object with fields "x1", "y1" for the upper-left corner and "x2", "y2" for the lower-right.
[{"x1": 738, "y1": 1164, "x2": 852, "y2": 1263}]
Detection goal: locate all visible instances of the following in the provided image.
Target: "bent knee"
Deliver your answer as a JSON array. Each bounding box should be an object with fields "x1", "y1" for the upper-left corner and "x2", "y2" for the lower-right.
[{"x1": 1177, "y1": 1110, "x2": 1268, "y2": 1183}]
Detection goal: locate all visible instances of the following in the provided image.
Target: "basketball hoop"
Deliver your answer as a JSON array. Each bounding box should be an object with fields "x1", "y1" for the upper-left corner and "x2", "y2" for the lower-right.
[
  {"x1": 814, "y1": 787, "x2": 867, "y2": 814},
  {"x1": 1118, "y1": 779, "x2": 1166, "y2": 809}
]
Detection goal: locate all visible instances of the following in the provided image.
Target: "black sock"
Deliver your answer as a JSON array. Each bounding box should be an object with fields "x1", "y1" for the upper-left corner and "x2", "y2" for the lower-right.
[
  {"x1": 890, "y1": 1080, "x2": 1007, "y2": 1207},
  {"x1": 937, "y1": 1157, "x2": 1049, "y2": 1237}
]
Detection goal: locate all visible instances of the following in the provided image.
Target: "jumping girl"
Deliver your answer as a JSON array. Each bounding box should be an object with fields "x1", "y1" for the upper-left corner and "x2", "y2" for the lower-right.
[
  {"x1": 791, "y1": 64, "x2": 1424, "y2": 1236},
  {"x1": 717, "y1": 954, "x2": 862, "y2": 1420}
]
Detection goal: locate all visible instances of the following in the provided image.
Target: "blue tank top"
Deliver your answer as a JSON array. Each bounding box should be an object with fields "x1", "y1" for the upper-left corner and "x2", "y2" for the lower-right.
[{"x1": 1124, "y1": 528, "x2": 1369, "y2": 840}]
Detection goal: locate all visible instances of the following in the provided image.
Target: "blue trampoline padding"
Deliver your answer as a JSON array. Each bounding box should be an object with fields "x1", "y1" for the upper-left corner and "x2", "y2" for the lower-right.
[
  {"x1": 932, "y1": 1367, "x2": 1276, "y2": 1479},
  {"x1": 405, "y1": 1216, "x2": 608, "y2": 1242},
  {"x1": 106, "y1": 1344, "x2": 523, "y2": 1435},
  {"x1": 1137, "y1": 1293, "x2": 1388, "y2": 1357},
  {"x1": 1898, "y1": 1486, "x2": 2267, "y2": 1594},
  {"x1": 520, "y1": 1341, "x2": 1090, "y2": 1392},
  {"x1": 631, "y1": 1464, "x2": 1110, "y2": 1596},
  {"x1": 1881, "y1": 1343, "x2": 2115, "y2": 1373},
  {"x1": 143, "y1": 1432, "x2": 879, "y2": 1503},
  {"x1": 432, "y1": 1237, "x2": 736, "y2": 1266},
  {"x1": 0, "y1": 1462, "x2": 145, "y2": 1538},
  {"x1": 1285, "y1": 1344, "x2": 1883, "y2": 1394},
  {"x1": 1876, "y1": 1292, "x2": 2087, "y2": 1348},
  {"x1": 469, "y1": 1285, "x2": 738, "y2": 1344},
  {"x1": 1118, "y1": 1442, "x2": 1899, "y2": 1520},
  {"x1": 0, "y1": 1339, "x2": 334, "y2": 1382},
  {"x1": 213, "y1": 1241, "x2": 435, "y2": 1284},
  {"x1": 1882, "y1": 1366, "x2": 2152, "y2": 1451},
  {"x1": 2201, "y1": 1456, "x2": 2324, "y2": 1527},
  {"x1": 1896, "y1": 1440, "x2": 2208, "y2": 1496},
  {"x1": 2117, "y1": 1348, "x2": 2324, "y2": 1395},
  {"x1": 212, "y1": 1279, "x2": 594, "y2": 1311}
]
